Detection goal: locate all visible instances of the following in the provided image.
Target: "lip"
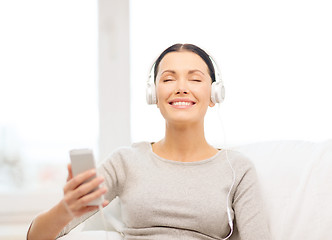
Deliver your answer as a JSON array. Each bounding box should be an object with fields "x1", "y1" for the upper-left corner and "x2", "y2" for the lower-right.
[{"x1": 168, "y1": 98, "x2": 196, "y2": 109}]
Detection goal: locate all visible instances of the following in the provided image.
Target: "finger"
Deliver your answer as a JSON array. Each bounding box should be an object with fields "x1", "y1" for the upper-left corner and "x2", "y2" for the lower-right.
[
  {"x1": 62, "y1": 186, "x2": 104, "y2": 217},
  {"x1": 67, "y1": 163, "x2": 73, "y2": 181},
  {"x1": 70, "y1": 176, "x2": 105, "y2": 201},
  {"x1": 77, "y1": 205, "x2": 100, "y2": 216},
  {"x1": 63, "y1": 173, "x2": 103, "y2": 212},
  {"x1": 64, "y1": 169, "x2": 97, "y2": 192},
  {"x1": 63, "y1": 192, "x2": 109, "y2": 218},
  {"x1": 101, "y1": 200, "x2": 110, "y2": 208},
  {"x1": 65, "y1": 201, "x2": 100, "y2": 218},
  {"x1": 77, "y1": 185, "x2": 107, "y2": 206}
]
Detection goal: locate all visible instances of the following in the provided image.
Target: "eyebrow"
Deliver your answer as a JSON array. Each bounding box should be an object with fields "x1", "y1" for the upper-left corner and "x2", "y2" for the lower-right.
[
  {"x1": 160, "y1": 69, "x2": 206, "y2": 76},
  {"x1": 161, "y1": 70, "x2": 176, "y2": 75},
  {"x1": 188, "y1": 69, "x2": 206, "y2": 76}
]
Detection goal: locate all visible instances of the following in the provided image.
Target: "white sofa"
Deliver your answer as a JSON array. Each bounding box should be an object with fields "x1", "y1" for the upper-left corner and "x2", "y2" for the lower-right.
[{"x1": 58, "y1": 140, "x2": 332, "y2": 240}]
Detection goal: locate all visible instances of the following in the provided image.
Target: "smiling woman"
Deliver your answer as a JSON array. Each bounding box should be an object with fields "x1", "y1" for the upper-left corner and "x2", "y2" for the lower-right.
[{"x1": 27, "y1": 43, "x2": 271, "y2": 240}]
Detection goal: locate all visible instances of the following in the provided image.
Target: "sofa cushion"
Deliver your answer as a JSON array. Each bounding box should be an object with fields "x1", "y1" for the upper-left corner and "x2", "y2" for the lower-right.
[{"x1": 233, "y1": 140, "x2": 332, "y2": 240}]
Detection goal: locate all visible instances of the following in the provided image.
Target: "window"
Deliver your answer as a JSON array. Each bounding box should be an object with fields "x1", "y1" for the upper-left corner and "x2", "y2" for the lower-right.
[{"x1": 0, "y1": 1, "x2": 98, "y2": 192}]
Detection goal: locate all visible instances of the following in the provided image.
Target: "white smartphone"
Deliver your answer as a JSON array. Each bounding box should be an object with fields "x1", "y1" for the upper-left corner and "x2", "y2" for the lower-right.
[{"x1": 69, "y1": 148, "x2": 104, "y2": 206}]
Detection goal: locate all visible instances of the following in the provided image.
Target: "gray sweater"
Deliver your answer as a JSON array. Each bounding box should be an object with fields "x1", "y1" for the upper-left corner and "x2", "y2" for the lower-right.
[{"x1": 58, "y1": 142, "x2": 271, "y2": 239}]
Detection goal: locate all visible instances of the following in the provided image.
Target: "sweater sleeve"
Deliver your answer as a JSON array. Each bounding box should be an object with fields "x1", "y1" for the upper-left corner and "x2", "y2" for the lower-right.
[{"x1": 232, "y1": 158, "x2": 272, "y2": 240}]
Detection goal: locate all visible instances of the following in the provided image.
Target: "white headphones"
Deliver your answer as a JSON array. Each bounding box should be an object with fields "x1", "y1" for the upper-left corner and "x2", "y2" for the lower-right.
[{"x1": 146, "y1": 55, "x2": 225, "y2": 105}]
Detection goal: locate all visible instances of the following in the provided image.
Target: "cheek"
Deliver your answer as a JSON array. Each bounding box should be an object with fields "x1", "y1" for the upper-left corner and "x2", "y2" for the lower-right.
[
  {"x1": 192, "y1": 85, "x2": 212, "y2": 102},
  {"x1": 156, "y1": 84, "x2": 168, "y2": 108},
  {"x1": 156, "y1": 84, "x2": 172, "y2": 101}
]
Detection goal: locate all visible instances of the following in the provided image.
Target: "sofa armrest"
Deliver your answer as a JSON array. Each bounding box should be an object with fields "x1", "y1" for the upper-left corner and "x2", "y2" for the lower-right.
[{"x1": 57, "y1": 231, "x2": 122, "y2": 240}]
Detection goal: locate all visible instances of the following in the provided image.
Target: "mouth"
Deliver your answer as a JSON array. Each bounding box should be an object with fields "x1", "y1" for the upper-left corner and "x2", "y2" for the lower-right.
[{"x1": 168, "y1": 99, "x2": 196, "y2": 108}]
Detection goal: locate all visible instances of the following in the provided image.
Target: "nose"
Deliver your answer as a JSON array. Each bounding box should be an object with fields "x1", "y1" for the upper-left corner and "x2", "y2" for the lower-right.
[
  {"x1": 175, "y1": 79, "x2": 189, "y2": 95},
  {"x1": 176, "y1": 88, "x2": 188, "y2": 95}
]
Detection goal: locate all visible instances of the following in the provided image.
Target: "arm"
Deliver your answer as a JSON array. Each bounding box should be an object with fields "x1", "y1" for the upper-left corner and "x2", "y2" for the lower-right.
[
  {"x1": 27, "y1": 164, "x2": 109, "y2": 240},
  {"x1": 232, "y1": 163, "x2": 272, "y2": 240}
]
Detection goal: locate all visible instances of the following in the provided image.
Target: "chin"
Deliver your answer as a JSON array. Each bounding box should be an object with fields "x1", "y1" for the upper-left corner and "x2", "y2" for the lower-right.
[
  {"x1": 165, "y1": 116, "x2": 203, "y2": 127},
  {"x1": 160, "y1": 108, "x2": 206, "y2": 126}
]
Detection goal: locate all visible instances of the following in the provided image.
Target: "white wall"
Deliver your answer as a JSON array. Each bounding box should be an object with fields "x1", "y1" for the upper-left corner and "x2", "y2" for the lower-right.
[{"x1": 130, "y1": 0, "x2": 332, "y2": 146}]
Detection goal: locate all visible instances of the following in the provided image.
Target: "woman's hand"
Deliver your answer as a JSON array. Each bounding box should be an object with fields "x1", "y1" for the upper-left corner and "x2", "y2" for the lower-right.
[
  {"x1": 61, "y1": 164, "x2": 109, "y2": 219},
  {"x1": 27, "y1": 164, "x2": 110, "y2": 240}
]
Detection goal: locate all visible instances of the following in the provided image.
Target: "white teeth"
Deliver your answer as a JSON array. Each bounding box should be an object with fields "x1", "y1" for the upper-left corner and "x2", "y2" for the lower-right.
[{"x1": 173, "y1": 101, "x2": 191, "y2": 106}]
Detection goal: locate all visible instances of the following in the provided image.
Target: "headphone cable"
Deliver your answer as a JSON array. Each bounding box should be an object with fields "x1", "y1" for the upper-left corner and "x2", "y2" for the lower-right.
[{"x1": 217, "y1": 103, "x2": 236, "y2": 239}]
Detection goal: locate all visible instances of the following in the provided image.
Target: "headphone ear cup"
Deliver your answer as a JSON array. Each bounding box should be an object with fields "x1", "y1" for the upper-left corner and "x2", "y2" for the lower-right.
[
  {"x1": 146, "y1": 81, "x2": 157, "y2": 104},
  {"x1": 211, "y1": 81, "x2": 225, "y2": 104}
]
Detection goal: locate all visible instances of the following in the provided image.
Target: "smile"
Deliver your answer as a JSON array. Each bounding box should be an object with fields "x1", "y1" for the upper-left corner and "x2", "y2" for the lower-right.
[
  {"x1": 172, "y1": 102, "x2": 192, "y2": 106},
  {"x1": 168, "y1": 99, "x2": 196, "y2": 108}
]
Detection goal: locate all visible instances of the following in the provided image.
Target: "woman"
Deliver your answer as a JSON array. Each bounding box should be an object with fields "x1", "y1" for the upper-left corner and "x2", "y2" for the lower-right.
[{"x1": 27, "y1": 43, "x2": 271, "y2": 240}]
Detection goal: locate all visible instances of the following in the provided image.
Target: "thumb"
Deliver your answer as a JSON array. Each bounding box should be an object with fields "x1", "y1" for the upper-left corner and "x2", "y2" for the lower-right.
[{"x1": 67, "y1": 163, "x2": 73, "y2": 181}]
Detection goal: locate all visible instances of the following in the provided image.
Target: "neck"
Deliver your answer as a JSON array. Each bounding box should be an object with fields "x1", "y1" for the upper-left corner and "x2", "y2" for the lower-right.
[
  {"x1": 164, "y1": 121, "x2": 207, "y2": 149},
  {"x1": 153, "y1": 121, "x2": 217, "y2": 162}
]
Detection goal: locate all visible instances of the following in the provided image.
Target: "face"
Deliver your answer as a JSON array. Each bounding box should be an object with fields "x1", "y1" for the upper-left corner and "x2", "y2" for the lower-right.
[{"x1": 155, "y1": 51, "x2": 215, "y2": 125}]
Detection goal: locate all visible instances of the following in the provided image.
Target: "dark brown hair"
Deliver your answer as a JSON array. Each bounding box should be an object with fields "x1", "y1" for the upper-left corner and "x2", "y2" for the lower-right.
[{"x1": 153, "y1": 43, "x2": 216, "y2": 83}]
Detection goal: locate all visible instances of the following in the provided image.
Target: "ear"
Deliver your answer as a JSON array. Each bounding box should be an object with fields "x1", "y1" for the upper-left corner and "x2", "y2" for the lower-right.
[
  {"x1": 209, "y1": 101, "x2": 215, "y2": 107},
  {"x1": 156, "y1": 97, "x2": 160, "y2": 108}
]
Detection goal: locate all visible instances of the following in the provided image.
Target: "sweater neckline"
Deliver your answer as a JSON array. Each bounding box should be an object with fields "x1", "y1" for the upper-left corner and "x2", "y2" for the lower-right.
[{"x1": 144, "y1": 141, "x2": 224, "y2": 166}]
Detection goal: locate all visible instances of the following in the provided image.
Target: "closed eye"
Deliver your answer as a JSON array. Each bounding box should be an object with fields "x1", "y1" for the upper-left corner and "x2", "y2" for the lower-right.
[{"x1": 163, "y1": 79, "x2": 174, "y2": 82}]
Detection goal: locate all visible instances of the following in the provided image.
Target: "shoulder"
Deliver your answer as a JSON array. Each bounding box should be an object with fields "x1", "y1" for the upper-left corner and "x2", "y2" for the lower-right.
[
  {"x1": 221, "y1": 149, "x2": 259, "y2": 185},
  {"x1": 224, "y1": 149, "x2": 255, "y2": 170},
  {"x1": 101, "y1": 141, "x2": 151, "y2": 165},
  {"x1": 111, "y1": 141, "x2": 150, "y2": 156},
  {"x1": 96, "y1": 141, "x2": 152, "y2": 178}
]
